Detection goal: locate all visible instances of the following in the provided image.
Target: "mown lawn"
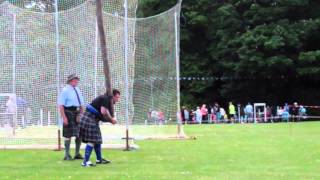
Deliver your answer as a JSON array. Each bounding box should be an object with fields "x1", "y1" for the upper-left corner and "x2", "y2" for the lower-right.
[{"x1": 1, "y1": 122, "x2": 320, "y2": 180}]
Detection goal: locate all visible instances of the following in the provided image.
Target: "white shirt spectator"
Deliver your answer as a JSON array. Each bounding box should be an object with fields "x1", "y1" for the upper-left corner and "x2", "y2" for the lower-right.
[
  {"x1": 220, "y1": 107, "x2": 226, "y2": 117},
  {"x1": 5, "y1": 95, "x2": 17, "y2": 114}
]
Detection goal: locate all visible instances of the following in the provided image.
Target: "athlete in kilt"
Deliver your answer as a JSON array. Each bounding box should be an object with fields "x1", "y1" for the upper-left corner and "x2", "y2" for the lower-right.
[
  {"x1": 80, "y1": 89, "x2": 119, "y2": 167},
  {"x1": 58, "y1": 74, "x2": 84, "y2": 160}
]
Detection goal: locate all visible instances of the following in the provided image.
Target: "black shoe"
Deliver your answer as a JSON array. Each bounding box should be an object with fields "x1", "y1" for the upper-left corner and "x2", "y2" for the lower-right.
[
  {"x1": 63, "y1": 155, "x2": 73, "y2": 161},
  {"x1": 96, "y1": 158, "x2": 111, "y2": 164},
  {"x1": 74, "y1": 154, "x2": 84, "y2": 160}
]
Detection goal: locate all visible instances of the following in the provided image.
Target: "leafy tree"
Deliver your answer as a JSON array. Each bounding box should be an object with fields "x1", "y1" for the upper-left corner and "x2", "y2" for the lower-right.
[{"x1": 139, "y1": 0, "x2": 320, "y2": 107}]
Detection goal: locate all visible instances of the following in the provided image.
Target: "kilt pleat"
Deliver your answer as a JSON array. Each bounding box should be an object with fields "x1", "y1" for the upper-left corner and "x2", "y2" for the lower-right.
[
  {"x1": 63, "y1": 110, "x2": 79, "y2": 138},
  {"x1": 79, "y1": 112, "x2": 102, "y2": 144}
]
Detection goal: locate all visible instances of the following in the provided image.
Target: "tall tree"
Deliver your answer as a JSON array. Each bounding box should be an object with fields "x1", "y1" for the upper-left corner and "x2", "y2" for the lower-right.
[
  {"x1": 139, "y1": 0, "x2": 320, "y2": 107},
  {"x1": 96, "y1": 0, "x2": 113, "y2": 96}
]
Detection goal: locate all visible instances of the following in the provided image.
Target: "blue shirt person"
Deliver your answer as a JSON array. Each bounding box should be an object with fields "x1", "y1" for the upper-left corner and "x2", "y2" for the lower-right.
[
  {"x1": 184, "y1": 109, "x2": 189, "y2": 121},
  {"x1": 244, "y1": 103, "x2": 253, "y2": 122},
  {"x1": 58, "y1": 74, "x2": 85, "y2": 161},
  {"x1": 58, "y1": 85, "x2": 85, "y2": 108}
]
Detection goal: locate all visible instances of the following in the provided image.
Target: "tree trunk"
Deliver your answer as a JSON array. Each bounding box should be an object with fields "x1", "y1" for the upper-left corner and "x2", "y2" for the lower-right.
[
  {"x1": 96, "y1": 0, "x2": 114, "y2": 110},
  {"x1": 96, "y1": 0, "x2": 112, "y2": 96}
]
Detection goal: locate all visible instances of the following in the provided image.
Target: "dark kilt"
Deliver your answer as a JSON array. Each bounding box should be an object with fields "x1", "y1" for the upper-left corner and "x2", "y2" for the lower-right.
[
  {"x1": 63, "y1": 110, "x2": 80, "y2": 138},
  {"x1": 79, "y1": 112, "x2": 102, "y2": 144}
]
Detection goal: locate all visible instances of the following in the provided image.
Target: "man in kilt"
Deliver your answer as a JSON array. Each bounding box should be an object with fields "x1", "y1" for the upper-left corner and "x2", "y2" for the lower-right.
[
  {"x1": 58, "y1": 74, "x2": 84, "y2": 160},
  {"x1": 80, "y1": 89, "x2": 120, "y2": 167}
]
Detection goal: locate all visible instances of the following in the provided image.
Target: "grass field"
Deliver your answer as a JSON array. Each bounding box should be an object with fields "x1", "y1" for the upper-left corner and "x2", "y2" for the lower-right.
[{"x1": 1, "y1": 122, "x2": 320, "y2": 180}]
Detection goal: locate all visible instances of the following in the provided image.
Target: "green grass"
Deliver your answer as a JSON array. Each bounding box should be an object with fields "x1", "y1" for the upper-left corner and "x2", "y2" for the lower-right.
[{"x1": 1, "y1": 122, "x2": 320, "y2": 180}]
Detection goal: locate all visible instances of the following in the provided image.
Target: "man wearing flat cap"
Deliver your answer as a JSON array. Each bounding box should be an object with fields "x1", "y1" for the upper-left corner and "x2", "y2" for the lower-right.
[{"x1": 58, "y1": 74, "x2": 85, "y2": 160}]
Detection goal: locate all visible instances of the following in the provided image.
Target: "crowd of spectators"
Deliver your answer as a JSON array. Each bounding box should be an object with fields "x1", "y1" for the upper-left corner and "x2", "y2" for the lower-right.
[{"x1": 181, "y1": 102, "x2": 308, "y2": 124}]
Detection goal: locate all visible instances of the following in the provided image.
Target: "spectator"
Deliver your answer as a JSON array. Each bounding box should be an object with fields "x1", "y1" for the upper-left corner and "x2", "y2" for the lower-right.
[
  {"x1": 238, "y1": 104, "x2": 245, "y2": 123},
  {"x1": 281, "y1": 107, "x2": 290, "y2": 122},
  {"x1": 228, "y1": 102, "x2": 236, "y2": 123},
  {"x1": 5, "y1": 95, "x2": 17, "y2": 127},
  {"x1": 158, "y1": 111, "x2": 165, "y2": 125},
  {"x1": 271, "y1": 106, "x2": 278, "y2": 122},
  {"x1": 291, "y1": 102, "x2": 299, "y2": 122},
  {"x1": 200, "y1": 104, "x2": 208, "y2": 122},
  {"x1": 190, "y1": 109, "x2": 195, "y2": 123},
  {"x1": 277, "y1": 106, "x2": 283, "y2": 117},
  {"x1": 5, "y1": 95, "x2": 17, "y2": 114},
  {"x1": 266, "y1": 106, "x2": 272, "y2": 123},
  {"x1": 184, "y1": 108, "x2": 190, "y2": 123},
  {"x1": 151, "y1": 110, "x2": 158, "y2": 124},
  {"x1": 196, "y1": 107, "x2": 202, "y2": 124},
  {"x1": 298, "y1": 105, "x2": 307, "y2": 120},
  {"x1": 181, "y1": 107, "x2": 186, "y2": 122},
  {"x1": 284, "y1": 103, "x2": 290, "y2": 113},
  {"x1": 244, "y1": 103, "x2": 253, "y2": 123},
  {"x1": 214, "y1": 103, "x2": 221, "y2": 122},
  {"x1": 208, "y1": 105, "x2": 214, "y2": 123},
  {"x1": 220, "y1": 107, "x2": 226, "y2": 122}
]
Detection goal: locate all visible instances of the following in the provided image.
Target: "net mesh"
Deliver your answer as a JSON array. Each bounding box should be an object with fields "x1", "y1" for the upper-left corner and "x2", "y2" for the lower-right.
[{"x1": 0, "y1": 0, "x2": 182, "y2": 149}]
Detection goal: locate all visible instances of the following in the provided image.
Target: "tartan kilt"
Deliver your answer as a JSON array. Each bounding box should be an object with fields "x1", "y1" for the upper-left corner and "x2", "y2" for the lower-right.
[
  {"x1": 63, "y1": 110, "x2": 80, "y2": 138},
  {"x1": 79, "y1": 112, "x2": 102, "y2": 144}
]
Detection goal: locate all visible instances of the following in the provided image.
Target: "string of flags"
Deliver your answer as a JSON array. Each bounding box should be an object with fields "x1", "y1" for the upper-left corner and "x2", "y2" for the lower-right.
[{"x1": 136, "y1": 75, "x2": 320, "y2": 81}]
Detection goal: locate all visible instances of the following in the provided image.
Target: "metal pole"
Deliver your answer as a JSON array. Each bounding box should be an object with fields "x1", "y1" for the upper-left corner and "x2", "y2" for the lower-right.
[
  {"x1": 254, "y1": 105, "x2": 257, "y2": 123},
  {"x1": 40, "y1": 108, "x2": 43, "y2": 126},
  {"x1": 238, "y1": 105, "x2": 241, "y2": 123},
  {"x1": 12, "y1": 14, "x2": 16, "y2": 95},
  {"x1": 264, "y1": 105, "x2": 267, "y2": 122},
  {"x1": 54, "y1": 0, "x2": 62, "y2": 151},
  {"x1": 54, "y1": 0, "x2": 60, "y2": 101},
  {"x1": 94, "y1": 19, "x2": 98, "y2": 97},
  {"x1": 174, "y1": 11, "x2": 182, "y2": 135},
  {"x1": 48, "y1": 111, "x2": 51, "y2": 125},
  {"x1": 124, "y1": 0, "x2": 130, "y2": 151},
  {"x1": 12, "y1": 14, "x2": 17, "y2": 136}
]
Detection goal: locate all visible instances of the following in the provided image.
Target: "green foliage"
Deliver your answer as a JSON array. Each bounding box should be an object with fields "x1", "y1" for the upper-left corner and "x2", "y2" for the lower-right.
[{"x1": 139, "y1": 0, "x2": 320, "y2": 106}]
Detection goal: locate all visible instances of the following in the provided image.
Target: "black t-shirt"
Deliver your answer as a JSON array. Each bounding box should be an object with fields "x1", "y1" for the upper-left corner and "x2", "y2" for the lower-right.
[
  {"x1": 90, "y1": 95, "x2": 114, "y2": 117},
  {"x1": 291, "y1": 106, "x2": 299, "y2": 116}
]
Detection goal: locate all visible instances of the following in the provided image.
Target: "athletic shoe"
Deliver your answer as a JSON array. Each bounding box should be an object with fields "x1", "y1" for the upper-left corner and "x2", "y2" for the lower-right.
[
  {"x1": 63, "y1": 155, "x2": 73, "y2": 161},
  {"x1": 74, "y1": 154, "x2": 84, "y2": 160},
  {"x1": 82, "y1": 161, "x2": 96, "y2": 167},
  {"x1": 96, "y1": 158, "x2": 111, "y2": 164}
]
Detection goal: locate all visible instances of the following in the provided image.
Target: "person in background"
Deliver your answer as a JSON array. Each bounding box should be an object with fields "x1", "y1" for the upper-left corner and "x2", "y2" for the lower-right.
[
  {"x1": 210, "y1": 106, "x2": 217, "y2": 123},
  {"x1": 299, "y1": 105, "x2": 307, "y2": 120},
  {"x1": 277, "y1": 106, "x2": 283, "y2": 119},
  {"x1": 200, "y1": 104, "x2": 208, "y2": 123},
  {"x1": 271, "y1": 106, "x2": 278, "y2": 122},
  {"x1": 266, "y1": 106, "x2": 272, "y2": 123},
  {"x1": 151, "y1": 110, "x2": 158, "y2": 125},
  {"x1": 291, "y1": 102, "x2": 299, "y2": 122},
  {"x1": 244, "y1": 103, "x2": 253, "y2": 123},
  {"x1": 5, "y1": 95, "x2": 17, "y2": 127},
  {"x1": 214, "y1": 103, "x2": 221, "y2": 122},
  {"x1": 196, "y1": 107, "x2": 202, "y2": 124},
  {"x1": 158, "y1": 111, "x2": 164, "y2": 125},
  {"x1": 208, "y1": 105, "x2": 213, "y2": 123},
  {"x1": 147, "y1": 108, "x2": 152, "y2": 123},
  {"x1": 238, "y1": 104, "x2": 245, "y2": 123},
  {"x1": 181, "y1": 106, "x2": 186, "y2": 123},
  {"x1": 183, "y1": 108, "x2": 190, "y2": 123},
  {"x1": 284, "y1": 103, "x2": 290, "y2": 113},
  {"x1": 190, "y1": 109, "x2": 195, "y2": 123},
  {"x1": 228, "y1": 102, "x2": 236, "y2": 123},
  {"x1": 219, "y1": 107, "x2": 226, "y2": 123},
  {"x1": 281, "y1": 107, "x2": 290, "y2": 122}
]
